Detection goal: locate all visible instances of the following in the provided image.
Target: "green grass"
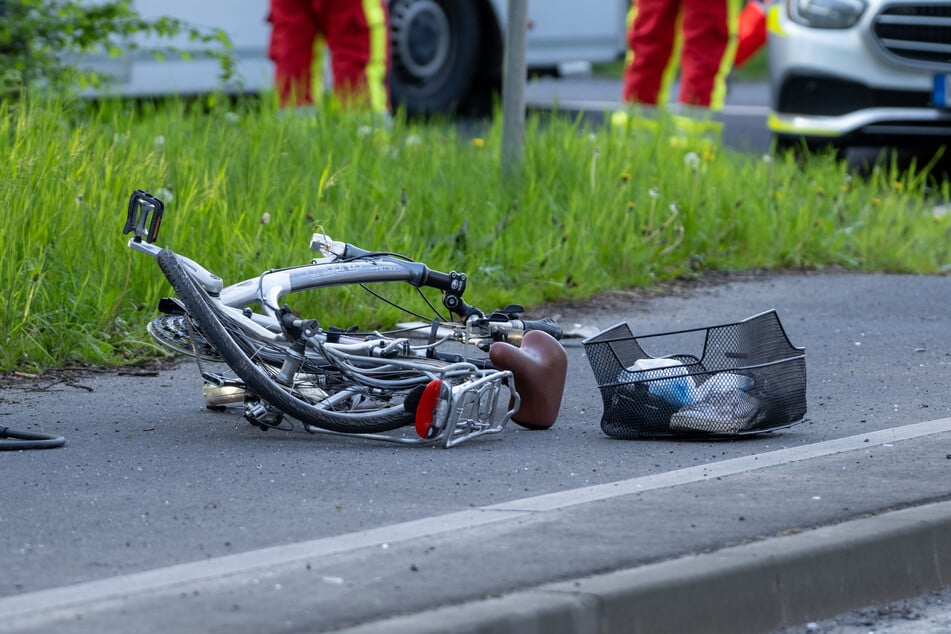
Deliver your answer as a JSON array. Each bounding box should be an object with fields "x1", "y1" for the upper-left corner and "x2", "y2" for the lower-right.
[{"x1": 1, "y1": 94, "x2": 950, "y2": 372}]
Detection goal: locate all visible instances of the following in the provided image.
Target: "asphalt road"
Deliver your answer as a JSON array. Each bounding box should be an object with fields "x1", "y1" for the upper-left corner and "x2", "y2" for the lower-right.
[
  {"x1": 2, "y1": 79, "x2": 950, "y2": 633},
  {"x1": 3, "y1": 271, "x2": 951, "y2": 633}
]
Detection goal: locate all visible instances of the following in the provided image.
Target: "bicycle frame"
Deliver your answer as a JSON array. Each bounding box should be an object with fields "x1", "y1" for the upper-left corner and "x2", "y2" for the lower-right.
[{"x1": 124, "y1": 190, "x2": 523, "y2": 447}]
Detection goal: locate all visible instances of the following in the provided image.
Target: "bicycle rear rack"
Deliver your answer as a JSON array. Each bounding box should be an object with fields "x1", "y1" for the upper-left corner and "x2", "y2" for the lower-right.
[{"x1": 303, "y1": 370, "x2": 519, "y2": 448}]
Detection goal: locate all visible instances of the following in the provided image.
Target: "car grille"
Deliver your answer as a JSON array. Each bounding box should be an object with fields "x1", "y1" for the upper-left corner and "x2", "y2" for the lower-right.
[{"x1": 872, "y1": 4, "x2": 951, "y2": 65}]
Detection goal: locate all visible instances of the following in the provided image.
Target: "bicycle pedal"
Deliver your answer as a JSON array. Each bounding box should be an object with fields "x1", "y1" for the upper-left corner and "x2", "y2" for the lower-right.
[
  {"x1": 244, "y1": 400, "x2": 284, "y2": 431},
  {"x1": 124, "y1": 190, "x2": 164, "y2": 243}
]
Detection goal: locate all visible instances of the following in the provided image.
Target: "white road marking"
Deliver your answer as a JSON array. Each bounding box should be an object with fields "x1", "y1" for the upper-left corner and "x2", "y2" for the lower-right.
[{"x1": 2, "y1": 417, "x2": 949, "y2": 629}]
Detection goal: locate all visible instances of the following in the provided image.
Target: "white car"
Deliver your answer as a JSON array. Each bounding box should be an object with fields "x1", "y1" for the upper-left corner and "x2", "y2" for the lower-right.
[{"x1": 767, "y1": 0, "x2": 951, "y2": 151}]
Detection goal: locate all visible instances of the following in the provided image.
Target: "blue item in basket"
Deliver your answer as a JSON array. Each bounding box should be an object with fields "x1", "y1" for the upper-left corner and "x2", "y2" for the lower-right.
[{"x1": 618, "y1": 358, "x2": 698, "y2": 407}]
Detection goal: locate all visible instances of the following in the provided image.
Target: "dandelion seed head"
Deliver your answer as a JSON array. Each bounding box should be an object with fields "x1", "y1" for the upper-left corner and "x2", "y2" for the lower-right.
[
  {"x1": 260, "y1": 212, "x2": 271, "y2": 225},
  {"x1": 224, "y1": 112, "x2": 240, "y2": 124},
  {"x1": 405, "y1": 134, "x2": 422, "y2": 147},
  {"x1": 648, "y1": 187, "x2": 660, "y2": 199},
  {"x1": 154, "y1": 135, "x2": 165, "y2": 147},
  {"x1": 684, "y1": 152, "x2": 700, "y2": 170}
]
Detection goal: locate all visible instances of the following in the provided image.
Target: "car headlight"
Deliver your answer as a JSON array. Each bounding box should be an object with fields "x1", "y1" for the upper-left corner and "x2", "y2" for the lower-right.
[{"x1": 787, "y1": 0, "x2": 867, "y2": 29}]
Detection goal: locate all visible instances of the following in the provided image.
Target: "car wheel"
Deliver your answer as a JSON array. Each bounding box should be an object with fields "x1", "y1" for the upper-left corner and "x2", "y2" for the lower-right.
[{"x1": 388, "y1": 0, "x2": 481, "y2": 116}]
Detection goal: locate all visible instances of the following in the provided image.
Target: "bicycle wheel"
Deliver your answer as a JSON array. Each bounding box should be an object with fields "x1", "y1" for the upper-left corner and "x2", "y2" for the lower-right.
[{"x1": 156, "y1": 248, "x2": 415, "y2": 434}]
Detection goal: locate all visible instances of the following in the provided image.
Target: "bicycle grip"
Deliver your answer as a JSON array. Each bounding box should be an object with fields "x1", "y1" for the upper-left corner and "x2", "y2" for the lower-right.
[
  {"x1": 516, "y1": 317, "x2": 563, "y2": 340},
  {"x1": 423, "y1": 268, "x2": 456, "y2": 291}
]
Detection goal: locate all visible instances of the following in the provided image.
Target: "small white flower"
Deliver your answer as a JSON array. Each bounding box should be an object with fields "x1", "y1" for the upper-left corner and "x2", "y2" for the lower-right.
[
  {"x1": 224, "y1": 112, "x2": 240, "y2": 124},
  {"x1": 684, "y1": 152, "x2": 700, "y2": 170},
  {"x1": 260, "y1": 212, "x2": 271, "y2": 225},
  {"x1": 357, "y1": 125, "x2": 373, "y2": 138},
  {"x1": 761, "y1": 153, "x2": 773, "y2": 164},
  {"x1": 405, "y1": 134, "x2": 422, "y2": 147},
  {"x1": 154, "y1": 135, "x2": 165, "y2": 147}
]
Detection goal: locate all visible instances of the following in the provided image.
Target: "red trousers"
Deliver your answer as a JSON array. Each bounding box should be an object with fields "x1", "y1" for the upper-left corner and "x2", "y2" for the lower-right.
[
  {"x1": 268, "y1": 0, "x2": 390, "y2": 111},
  {"x1": 622, "y1": 0, "x2": 733, "y2": 109}
]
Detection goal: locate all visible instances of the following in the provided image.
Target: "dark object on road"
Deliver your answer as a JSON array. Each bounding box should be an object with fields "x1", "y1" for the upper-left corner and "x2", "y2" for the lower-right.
[
  {"x1": 0, "y1": 426, "x2": 66, "y2": 450},
  {"x1": 583, "y1": 310, "x2": 806, "y2": 439}
]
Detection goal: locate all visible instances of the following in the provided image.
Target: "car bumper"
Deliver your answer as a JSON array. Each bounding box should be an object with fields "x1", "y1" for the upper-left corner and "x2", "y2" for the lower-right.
[
  {"x1": 767, "y1": 1, "x2": 951, "y2": 145},
  {"x1": 769, "y1": 107, "x2": 951, "y2": 144}
]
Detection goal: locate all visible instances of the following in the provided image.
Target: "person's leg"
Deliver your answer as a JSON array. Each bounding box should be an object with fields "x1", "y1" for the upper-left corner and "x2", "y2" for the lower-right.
[
  {"x1": 323, "y1": 0, "x2": 390, "y2": 113},
  {"x1": 622, "y1": 0, "x2": 681, "y2": 106},
  {"x1": 268, "y1": 0, "x2": 320, "y2": 106},
  {"x1": 678, "y1": 0, "x2": 737, "y2": 109}
]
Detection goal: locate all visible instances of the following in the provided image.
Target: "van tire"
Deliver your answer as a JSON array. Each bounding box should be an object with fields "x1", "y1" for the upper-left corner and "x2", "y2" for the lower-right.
[{"x1": 389, "y1": 0, "x2": 482, "y2": 116}]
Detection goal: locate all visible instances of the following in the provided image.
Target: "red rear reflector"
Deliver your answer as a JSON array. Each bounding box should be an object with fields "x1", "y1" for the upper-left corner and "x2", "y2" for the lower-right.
[{"x1": 415, "y1": 380, "x2": 444, "y2": 438}]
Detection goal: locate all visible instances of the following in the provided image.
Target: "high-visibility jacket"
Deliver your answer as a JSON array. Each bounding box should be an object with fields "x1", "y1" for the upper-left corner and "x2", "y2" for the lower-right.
[
  {"x1": 622, "y1": 0, "x2": 741, "y2": 110},
  {"x1": 268, "y1": 0, "x2": 390, "y2": 113}
]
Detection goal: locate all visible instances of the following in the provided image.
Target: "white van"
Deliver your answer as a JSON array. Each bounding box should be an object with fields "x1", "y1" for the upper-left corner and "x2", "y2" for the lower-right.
[{"x1": 79, "y1": 0, "x2": 628, "y2": 114}]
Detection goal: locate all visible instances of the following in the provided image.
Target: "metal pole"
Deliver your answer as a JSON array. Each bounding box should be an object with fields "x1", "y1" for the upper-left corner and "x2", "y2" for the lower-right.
[{"x1": 501, "y1": 0, "x2": 527, "y2": 176}]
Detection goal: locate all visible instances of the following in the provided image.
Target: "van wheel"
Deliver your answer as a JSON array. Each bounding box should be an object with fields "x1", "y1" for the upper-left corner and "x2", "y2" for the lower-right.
[{"x1": 389, "y1": 0, "x2": 481, "y2": 116}]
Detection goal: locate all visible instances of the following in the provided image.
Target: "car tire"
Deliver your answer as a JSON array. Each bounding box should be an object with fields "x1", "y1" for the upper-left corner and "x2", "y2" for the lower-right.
[{"x1": 388, "y1": 0, "x2": 482, "y2": 116}]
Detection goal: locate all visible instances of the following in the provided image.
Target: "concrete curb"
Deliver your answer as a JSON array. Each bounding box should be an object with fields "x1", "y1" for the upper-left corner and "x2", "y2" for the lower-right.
[{"x1": 335, "y1": 499, "x2": 951, "y2": 634}]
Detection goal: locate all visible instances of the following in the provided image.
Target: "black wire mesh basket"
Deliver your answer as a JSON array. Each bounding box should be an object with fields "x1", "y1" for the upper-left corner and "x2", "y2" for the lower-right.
[{"x1": 582, "y1": 310, "x2": 807, "y2": 439}]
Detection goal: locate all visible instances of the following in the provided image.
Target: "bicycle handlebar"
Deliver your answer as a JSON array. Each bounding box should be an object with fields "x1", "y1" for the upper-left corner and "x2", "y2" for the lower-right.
[
  {"x1": 310, "y1": 230, "x2": 475, "y2": 318},
  {"x1": 483, "y1": 316, "x2": 563, "y2": 345},
  {"x1": 510, "y1": 317, "x2": 563, "y2": 340}
]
